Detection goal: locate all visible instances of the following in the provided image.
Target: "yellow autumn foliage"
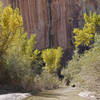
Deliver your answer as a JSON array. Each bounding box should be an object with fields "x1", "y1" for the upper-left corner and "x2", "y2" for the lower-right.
[
  {"x1": 73, "y1": 12, "x2": 100, "y2": 47},
  {"x1": 0, "y1": 2, "x2": 39, "y2": 60},
  {"x1": 41, "y1": 47, "x2": 63, "y2": 73},
  {"x1": 0, "y1": 4, "x2": 23, "y2": 54}
]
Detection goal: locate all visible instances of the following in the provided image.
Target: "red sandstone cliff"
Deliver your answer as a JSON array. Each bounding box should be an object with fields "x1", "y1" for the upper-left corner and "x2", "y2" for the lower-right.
[{"x1": 1, "y1": 0, "x2": 100, "y2": 50}]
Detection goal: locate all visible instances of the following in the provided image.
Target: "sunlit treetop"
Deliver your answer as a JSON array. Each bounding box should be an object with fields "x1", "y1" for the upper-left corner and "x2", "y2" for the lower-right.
[
  {"x1": 0, "y1": 2, "x2": 37, "y2": 60},
  {"x1": 41, "y1": 47, "x2": 63, "y2": 73},
  {"x1": 73, "y1": 11, "x2": 100, "y2": 47},
  {"x1": 0, "y1": 3, "x2": 23, "y2": 53}
]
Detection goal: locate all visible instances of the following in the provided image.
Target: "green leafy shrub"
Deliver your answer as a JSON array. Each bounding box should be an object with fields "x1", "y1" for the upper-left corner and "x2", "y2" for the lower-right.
[
  {"x1": 62, "y1": 49, "x2": 81, "y2": 82},
  {"x1": 34, "y1": 70, "x2": 61, "y2": 90},
  {"x1": 63, "y1": 12, "x2": 100, "y2": 93},
  {"x1": 0, "y1": 3, "x2": 24, "y2": 83},
  {"x1": 4, "y1": 27, "x2": 41, "y2": 89},
  {"x1": 0, "y1": 3, "x2": 24, "y2": 79},
  {"x1": 5, "y1": 50, "x2": 43, "y2": 91},
  {"x1": 41, "y1": 47, "x2": 63, "y2": 73},
  {"x1": 0, "y1": 3, "x2": 60, "y2": 92},
  {"x1": 63, "y1": 34, "x2": 100, "y2": 89},
  {"x1": 0, "y1": 3, "x2": 43, "y2": 90}
]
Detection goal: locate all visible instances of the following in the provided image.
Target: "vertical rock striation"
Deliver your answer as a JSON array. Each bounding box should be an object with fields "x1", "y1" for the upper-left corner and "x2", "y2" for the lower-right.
[{"x1": 1, "y1": 0, "x2": 100, "y2": 51}]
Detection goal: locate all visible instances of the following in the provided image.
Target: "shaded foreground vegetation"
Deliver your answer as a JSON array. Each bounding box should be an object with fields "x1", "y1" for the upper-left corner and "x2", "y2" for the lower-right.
[
  {"x1": 62, "y1": 12, "x2": 100, "y2": 94},
  {"x1": 0, "y1": 2, "x2": 100, "y2": 99},
  {"x1": 0, "y1": 3, "x2": 62, "y2": 91}
]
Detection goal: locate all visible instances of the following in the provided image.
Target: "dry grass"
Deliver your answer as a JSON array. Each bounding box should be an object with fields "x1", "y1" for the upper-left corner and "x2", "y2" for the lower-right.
[{"x1": 62, "y1": 35, "x2": 100, "y2": 93}]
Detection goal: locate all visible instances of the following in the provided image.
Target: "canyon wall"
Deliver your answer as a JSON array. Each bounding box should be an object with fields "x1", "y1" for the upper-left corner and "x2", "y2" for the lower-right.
[{"x1": 1, "y1": 0, "x2": 100, "y2": 59}]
